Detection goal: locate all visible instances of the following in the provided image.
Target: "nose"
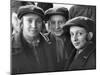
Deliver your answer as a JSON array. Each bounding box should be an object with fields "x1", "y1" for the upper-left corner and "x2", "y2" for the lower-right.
[
  {"x1": 31, "y1": 21, "x2": 36, "y2": 28},
  {"x1": 55, "y1": 22, "x2": 60, "y2": 29},
  {"x1": 73, "y1": 35, "x2": 78, "y2": 42}
]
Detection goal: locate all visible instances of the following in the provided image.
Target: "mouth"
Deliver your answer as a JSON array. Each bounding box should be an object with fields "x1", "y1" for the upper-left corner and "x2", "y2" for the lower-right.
[
  {"x1": 30, "y1": 28, "x2": 37, "y2": 31},
  {"x1": 55, "y1": 30, "x2": 63, "y2": 34},
  {"x1": 55, "y1": 29, "x2": 63, "y2": 33},
  {"x1": 74, "y1": 42, "x2": 80, "y2": 46},
  {"x1": 29, "y1": 29, "x2": 38, "y2": 33}
]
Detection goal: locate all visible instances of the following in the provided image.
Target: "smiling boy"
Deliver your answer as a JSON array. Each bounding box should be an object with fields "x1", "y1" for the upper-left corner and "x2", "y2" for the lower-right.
[{"x1": 63, "y1": 16, "x2": 96, "y2": 70}]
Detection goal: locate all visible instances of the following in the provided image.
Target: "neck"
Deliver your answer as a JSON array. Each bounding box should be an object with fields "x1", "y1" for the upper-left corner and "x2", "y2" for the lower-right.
[
  {"x1": 23, "y1": 32, "x2": 40, "y2": 44},
  {"x1": 55, "y1": 34, "x2": 65, "y2": 40},
  {"x1": 77, "y1": 42, "x2": 90, "y2": 53}
]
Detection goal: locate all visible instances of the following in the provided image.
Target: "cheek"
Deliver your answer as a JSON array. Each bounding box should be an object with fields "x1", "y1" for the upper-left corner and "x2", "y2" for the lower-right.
[
  {"x1": 23, "y1": 23, "x2": 29, "y2": 31},
  {"x1": 51, "y1": 25, "x2": 56, "y2": 30},
  {"x1": 79, "y1": 35, "x2": 87, "y2": 45},
  {"x1": 71, "y1": 37, "x2": 74, "y2": 44},
  {"x1": 37, "y1": 24, "x2": 42, "y2": 31},
  {"x1": 48, "y1": 22, "x2": 55, "y2": 31}
]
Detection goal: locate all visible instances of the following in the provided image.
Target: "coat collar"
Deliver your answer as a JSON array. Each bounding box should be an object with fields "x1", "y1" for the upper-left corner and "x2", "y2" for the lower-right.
[
  {"x1": 73, "y1": 42, "x2": 96, "y2": 60},
  {"x1": 80, "y1": 42, "x2": 96, "y2": 60},
  {"x1": 12, "y1": 32, "x2": 50, "y2": 49}
]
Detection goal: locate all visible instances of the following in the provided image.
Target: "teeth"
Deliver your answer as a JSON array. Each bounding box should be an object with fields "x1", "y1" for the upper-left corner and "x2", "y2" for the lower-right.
[{"x1": 74, "y1": 43, "x2": 79, "y2": 46}]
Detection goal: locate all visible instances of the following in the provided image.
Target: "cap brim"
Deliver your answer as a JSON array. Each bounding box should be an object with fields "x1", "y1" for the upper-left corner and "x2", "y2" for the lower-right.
[
  {"x1": 62, "y1": 22, "x2": 78, "y2": 31},
  {"x1": 18, "y1": 11, "x2": 44, "y2": 20}
]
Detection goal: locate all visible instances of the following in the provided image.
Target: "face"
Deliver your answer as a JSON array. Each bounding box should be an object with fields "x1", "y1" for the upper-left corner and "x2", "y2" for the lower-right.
[
  {"x1": 48, "y1": 15, "x2": 66, "y2": 36},
  {"x1": 70, "y1": 26, "x2": 88, "y2": 50},
  {"x1": 22, "y1": 13, "x2": 42, "y2": 37}
]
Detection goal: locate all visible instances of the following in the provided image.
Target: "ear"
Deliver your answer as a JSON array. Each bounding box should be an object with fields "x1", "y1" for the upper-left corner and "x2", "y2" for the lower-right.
[
  {"x1": 87, "y1": 32, "x2": 93, "y2": 41},
  {"x1": 47, "y1": 21, "x2": 51, "y2": 32},
  {"x1": 47, "y1": 21, "x2": 50, "y2": 27}
]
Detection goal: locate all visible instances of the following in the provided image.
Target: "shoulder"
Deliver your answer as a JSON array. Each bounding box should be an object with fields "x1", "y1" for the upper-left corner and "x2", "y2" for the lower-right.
[
  {"x1": 44, "y1": 32, "x2": 55, "y2": 40},
  {"x1": 12, "y1": 32, "x2": 23, "y2": 55},
  {"x1": 84, "y1": 50, "x2": 96, "y2": 69},
  {"x1": 81, "y1": 43, "x2": 96, "y2": 69},
  {"x1": 43, "y1": 32, "x2": 56, "y2": 44}
]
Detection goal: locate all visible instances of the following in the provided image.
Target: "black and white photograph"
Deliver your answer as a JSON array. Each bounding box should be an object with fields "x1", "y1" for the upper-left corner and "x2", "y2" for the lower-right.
[
  {"x1": 0, "y1": 0, "x2": 97, "y2": 75},
  {"x1": 10, "y1": 0, "x2": 97, "y2": 75}
]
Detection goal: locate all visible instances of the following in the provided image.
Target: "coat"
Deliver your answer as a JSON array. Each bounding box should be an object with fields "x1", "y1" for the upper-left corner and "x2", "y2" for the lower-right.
[
  {"x1": 44, "y1": 32, "x2": 74, "y2": 71},
  {"x1": 11, "y1": 32, "x2": 58, "y2": 74},
  {"x1": 64, "y1": 42, "x2": 96, "y2": 71}
]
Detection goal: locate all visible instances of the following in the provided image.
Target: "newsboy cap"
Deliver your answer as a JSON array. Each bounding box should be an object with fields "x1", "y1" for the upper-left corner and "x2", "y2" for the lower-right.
[
  {"x1": 62, "y1": 16, "x2": 95, "y2": 33},
  {"x1": 45, "y1": 7, "x2": 69, "y2": 21},
  {"x1": 17, "y1": 5, "x2": 44, "y2": 19}
]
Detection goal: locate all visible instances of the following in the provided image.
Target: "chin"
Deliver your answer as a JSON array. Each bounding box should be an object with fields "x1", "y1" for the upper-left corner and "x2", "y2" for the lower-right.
[
  {"x1": 74, "y1": 46, "x2": 81, "y2": 50},
  {"x1": 55, "y1": 34, "x2": 62, "y2": 36},
  {"x1": 29, "y1": 34, "x2": 38, "y2": 37},
  {"x1": 54, "y1": 32, "x2": 62, "y2": 36},
  {"x1": 75, "y1": 46, "x2": 85, "y2": 50}
]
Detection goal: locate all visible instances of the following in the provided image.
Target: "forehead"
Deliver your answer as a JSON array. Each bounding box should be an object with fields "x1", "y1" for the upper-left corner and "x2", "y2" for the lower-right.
[
  {"x1": 50, "y1": 15, "x2": 65, "y2": 21},
  {"x1": 23, "y1": 13, "x2": 42, "y2": 20},
  {"x1": 70, "y1": 26, "x2": 86, "y2": 32}
]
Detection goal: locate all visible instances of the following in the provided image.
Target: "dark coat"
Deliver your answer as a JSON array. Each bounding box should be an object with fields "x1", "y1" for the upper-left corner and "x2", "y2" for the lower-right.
[
  {"x1": 65, "y1": 42, "x2": 96, "y2": 71},
  {"x1": 11, "y1": 32, "x2": 58, "y2": 74},
  {"x1": 44, "y1": 32, "x2": 74, "y2": 71}
]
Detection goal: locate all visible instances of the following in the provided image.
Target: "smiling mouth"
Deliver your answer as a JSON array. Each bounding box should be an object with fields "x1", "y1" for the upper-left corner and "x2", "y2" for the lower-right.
[
  {"x1": 55, "y1": 29, "x2": 63, "y2": 32},
  {"x1": 30, "y1": 29, "x2": 37, "y2": 31},
  {"x1": 55, "y1": 31, "x2": 61, "y2": 33},
  {"x1": 55, "y1": 31, "x2": 63, "y2": 34},
  {"x1": 30, "y1": 29, "x2": 38, "y2": 33},
  {"x1": 74, "y1": 42, "x2": 80, "y2": 46}
]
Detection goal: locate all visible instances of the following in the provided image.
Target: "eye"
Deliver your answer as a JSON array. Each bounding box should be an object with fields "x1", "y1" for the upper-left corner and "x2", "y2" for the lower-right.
[
  {"x1": 58, "y1": 22, "x2": 62, "y2": 25},
  {"x1": 70, "y1": 32, "x2": 74, "y2": 37},
  {"x1": 50, "y1": 21, "x2": 55, "y2": 25},
  {"x1": 36, "y1": 20, "x2": 42, "y2": 25},
  {"x1": 78, "y1": 32, "x2": 83, "y2": 36},
  {"x1": 28, "y1": 19, "x2": 32, "y2": 23},
  {"x1": 58, "y1": 21, "x2": 64, "y2": 25}
]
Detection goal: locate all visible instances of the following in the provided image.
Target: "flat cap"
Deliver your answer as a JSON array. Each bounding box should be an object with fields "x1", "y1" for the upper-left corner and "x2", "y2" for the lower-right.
[
  {"x1": 45, "y1": 7, "x2": 69, "y2": 21},
  {"x1": 17, "y1": 5, "x2": 44, "y2": 19},
  {"x1": 62, "y1": 16, "x2": 95, "y2": 33}
]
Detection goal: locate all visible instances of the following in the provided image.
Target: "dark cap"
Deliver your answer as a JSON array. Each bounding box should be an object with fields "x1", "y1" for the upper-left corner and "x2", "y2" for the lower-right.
[
  {"x1": 62, "y1": 16, "x2": 95, "y2": 33},
  {"x1": 17, "y1": 5, "x2": 44, "y2": 19},
  {"x1": 45, "y1": 7, "x2": 69, "y2": 21}
]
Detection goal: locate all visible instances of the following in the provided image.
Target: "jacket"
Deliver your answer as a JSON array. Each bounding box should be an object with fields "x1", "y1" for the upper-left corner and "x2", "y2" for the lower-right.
[
  {"x1": 64, "y1": 42, "x2": 96, "y2": 71},
  {"x1": 11, "y1": 32, "x2": 58, "y2": 74},
  {"x1": 44, "y1": 32, "x2": 74, "y2": 71}
]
